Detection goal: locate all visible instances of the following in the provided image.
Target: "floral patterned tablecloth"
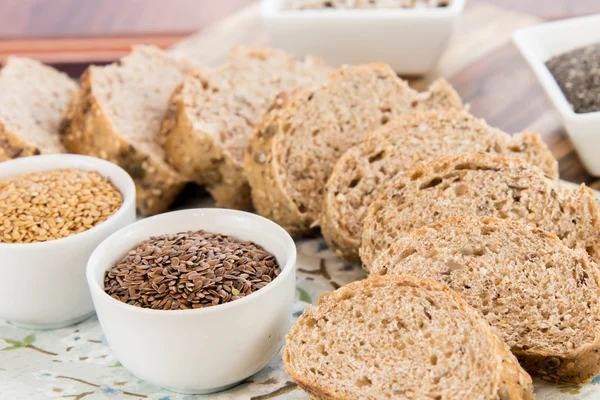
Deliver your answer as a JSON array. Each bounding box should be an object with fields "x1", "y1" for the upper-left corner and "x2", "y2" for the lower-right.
[
  {"x1": 1, "y1": 236, "x2": 600, "y2": 400},
  {"x1": 2, "y1": 186, "x2": 600, "y2": 399}
]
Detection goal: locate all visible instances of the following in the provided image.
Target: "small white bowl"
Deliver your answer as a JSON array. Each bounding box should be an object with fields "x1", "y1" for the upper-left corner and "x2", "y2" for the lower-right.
[
  {"x1": 87, "y1": 209, "x2": 297, "y2": 394},
  {"x1": 0, "y1": 154, "x2": 136, "y2": 329},
  {"x1": 514, "y1": 14, "x2": 600, "y2": 176},
  {"x1": 260, "y1": 0, "x2": 466, "y2": 74}
]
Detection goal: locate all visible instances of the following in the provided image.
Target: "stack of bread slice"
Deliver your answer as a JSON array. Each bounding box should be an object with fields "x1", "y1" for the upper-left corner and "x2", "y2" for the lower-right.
[
  {"x1": 284, "y1": 217, "x2": 600, "y2": 396},
  {"x1": 370, "y1": 217, "x2": 600, "y2": 382},
  {"x1": 261, "y1": 60, "x2": 600, "y2": 396},
  {"x1": 284, "y1": 275, "x2": 535, "y2": 399},
  {"x1": 360, "y1": 153, "x2": 600, "y2": 266},
  {"x1": 0, "y1": 57, "x2": 77, "y2": 161},
  {"x1": 283, "y1": 149, "x2": 600, "y2": 395},
  {"x1": 161, "y1": 47, "x2": 331, "y2": 209},
  {"x1": 61, "y1": 45, "x2": 197, "y2": 215},
  {"x1": 321, "y1": 109, "x2": 558, "y2": 262},
  {"x1": 58, "y1": 45, "x2": 331, "y2": 214},
  {"x1": 245, "y1": 63, "x2": 463, "y2": 234}
]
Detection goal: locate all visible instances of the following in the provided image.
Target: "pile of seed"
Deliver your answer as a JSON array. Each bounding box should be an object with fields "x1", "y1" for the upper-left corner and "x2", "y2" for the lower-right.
[
  {"x1": 104, "y1": 230, "x2": 281, "y2": 310},
  {"x1": 291, "y1": 0, "x2": 450, "y2": 9},
  {"x1": 546, "y1": 43, "x2": 600, "y2": 114},
  {"x1": 0, "y1": 168, "x2": 123, "y2": 243}
]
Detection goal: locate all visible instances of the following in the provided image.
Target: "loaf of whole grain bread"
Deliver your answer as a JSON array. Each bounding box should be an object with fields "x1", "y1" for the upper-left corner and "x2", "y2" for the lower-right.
[
  {"x1": 360, "y1": 153, "x2": 600, "y2": 266},
  {"x1": 322, "y1": 109, "x2": 558, "y2": 263},
  {"x1": 0, "y1": 57, "x2": 77, "y2": 161},
  {"x1": 284, "y1": 275, "x2": 534, "y2": 400},
  {"x1": 61, "y1": 46, "x2": 196, "y2": 215},
  {"x1": 245, "y1": 63, "x2": 463, "y2": 235},
  {"x1": 370, "y1": 216, "x2": 600, "y2": 382},
  {"x1": 161, "y1": 47, "x2": 331, "y2": 209}
]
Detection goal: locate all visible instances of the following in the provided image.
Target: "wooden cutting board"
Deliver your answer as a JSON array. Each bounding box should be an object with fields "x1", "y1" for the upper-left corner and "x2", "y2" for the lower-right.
[{"x1": 171, "y1": 2, "x2": 598, "y2": 189}]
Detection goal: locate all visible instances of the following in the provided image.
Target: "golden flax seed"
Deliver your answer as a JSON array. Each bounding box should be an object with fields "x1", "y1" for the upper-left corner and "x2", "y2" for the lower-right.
[{"x1": 0, "y1": 168, "x2": 122, "y2": 244}]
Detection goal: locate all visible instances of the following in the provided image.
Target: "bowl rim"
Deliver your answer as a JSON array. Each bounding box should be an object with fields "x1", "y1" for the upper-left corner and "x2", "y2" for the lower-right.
[
  {"x1": 86, "y1": 208, "x2": 297, "y2": 316},
  {"x1": 260, "y1": 0, "x2": 466, "y2": 17},
  {"x1": 0, "y1": 154, "x2": 136, "y2": 250},
  {"x1": 513, "y1": 14, "x2": 600, "y2": 122}
]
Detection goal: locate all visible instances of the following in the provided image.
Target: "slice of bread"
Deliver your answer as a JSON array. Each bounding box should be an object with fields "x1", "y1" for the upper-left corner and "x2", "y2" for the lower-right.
[
  {"x1": 161, "y1": 47, "x2": 331, "y2": 209},
  {"x1": 284, "y1": 275, "x2": 534, "y2": 400},
  {"x1": 360, "y1": 153, "x2": 600, "y2": 267},
  {"x1": 0, "y1": 57, "x2": 77, "y2": 160},
  {"x1": 322, "y1": 110, "x2": 558, "y2": 263},
  {"x1": 245, "y1": 63, "x2": 463, "y2": 235},
  {"x1": 61, "y1": 46, "x2": 196, "y2": 215},
  {"x1": 371, "y1": 217, "x2": 600, "y2": 382}
]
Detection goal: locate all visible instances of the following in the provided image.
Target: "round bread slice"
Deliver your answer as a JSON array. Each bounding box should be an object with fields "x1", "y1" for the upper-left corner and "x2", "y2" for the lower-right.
[
  {"x1": 322, "y1": 109, "x2": 558, "y2": 263},
  {"x1": 284, "y1": 275, "x2": 534, "y2": 400},
  {"x1": 360, "y1": 153, "x2": 600, "y2": 267},
  {"x1": 370, "y1": 217, "x2": 600, "y2": 382},
  {"x1": 245, "y1": 63, "x2": 463, "y2": 235}
]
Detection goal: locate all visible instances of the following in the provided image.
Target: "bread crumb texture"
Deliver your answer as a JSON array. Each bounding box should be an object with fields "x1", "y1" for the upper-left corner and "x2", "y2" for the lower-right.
[
  {"x1": 0, "y1": 57, "x2": 77, "y2": 160},
  {"x1": 161, "y1": 46, "x2": 331, "y2": 209},
  {"x1": 246, "y1": 63, "x2": 463, "y2": 235},
  {"x1": 321, "y1": 109, "x2": 558, "y2": 263},
  {"x1": 284, "y1": 275, "x2": 534, "y2": 400},
  {"x1": 371, "y1": 216, "x2": 600, "y2": 382},
  {"x1": 360, "y1": 153, "x2": 600, "y2": 267}
]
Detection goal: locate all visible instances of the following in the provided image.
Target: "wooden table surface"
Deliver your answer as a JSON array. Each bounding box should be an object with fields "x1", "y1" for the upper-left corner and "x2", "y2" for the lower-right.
[{"x1": 1, "y1": 0, "x2": 599, "y2": 187}]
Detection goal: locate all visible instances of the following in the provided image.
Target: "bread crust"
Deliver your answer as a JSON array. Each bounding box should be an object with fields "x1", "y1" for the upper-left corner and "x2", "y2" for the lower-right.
[
  {"x1": 245, "y1": 91, "x2": 315, "y2": 234},
  {"x1": 61, "y1": 70, "x2": 186, "y2": 215},
  {"x1": 161, "y1": 76, "x2": 251, "y2": 209},
  {"x1": 0, "y1": 122, "x2": 43, "y2": 161},
  {"x1": 516, "y1": 342, "x2": 600, "y2": 384},
  {"x1": 283, "y1": 275, "x2": 534, "y2": 400}
]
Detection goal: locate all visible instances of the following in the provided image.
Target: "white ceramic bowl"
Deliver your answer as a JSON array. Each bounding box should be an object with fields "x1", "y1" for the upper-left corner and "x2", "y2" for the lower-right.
[
  {"x1": 0, "y1": 154, "x2": 136, "y2": 329},
  {"x1": 87, "y1": 209, "x2": 297, "y2": 394},
  {"x1": 514, "y1": 14, "x2": 600, "y2": 176},
  {"x1": 260, "y1": 0, "x2": 466, "y2": 74}
]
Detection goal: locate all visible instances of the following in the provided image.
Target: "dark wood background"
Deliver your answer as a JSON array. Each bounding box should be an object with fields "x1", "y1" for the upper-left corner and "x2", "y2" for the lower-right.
[{"x1": 1, "y1": 0, "x2": 599, "y2": 187}]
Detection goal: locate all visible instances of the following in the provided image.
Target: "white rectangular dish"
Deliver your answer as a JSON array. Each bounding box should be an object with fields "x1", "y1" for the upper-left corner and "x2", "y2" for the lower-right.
[
  {"x1": 514, "y1": 14, "x2": 600, "y2": 176},
  {"x1": 260, "y1": 0, "x2": 466, "y2": 75}
]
